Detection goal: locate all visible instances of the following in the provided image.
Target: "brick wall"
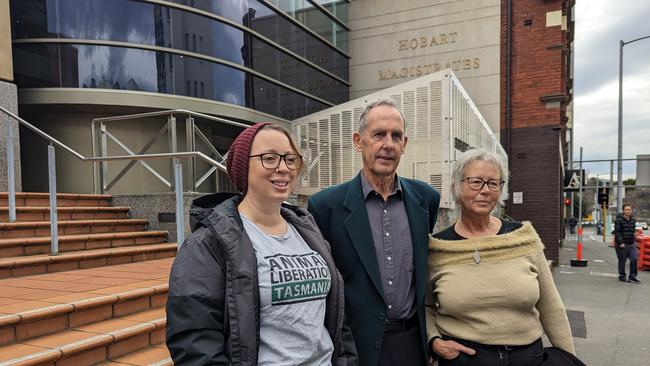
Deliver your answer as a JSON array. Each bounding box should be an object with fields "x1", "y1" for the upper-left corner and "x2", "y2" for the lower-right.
[
  {"x1": 507, "y1": 126, "x2": 563, "y2": 262},
  {"x1": 501, "y1": 0, "x2": 574, "y2": 262}
]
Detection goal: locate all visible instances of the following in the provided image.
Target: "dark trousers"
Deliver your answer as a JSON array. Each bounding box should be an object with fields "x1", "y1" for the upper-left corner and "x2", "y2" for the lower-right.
[
  {"x1": 379, "y1": 318, "x2": 426, "y2": 366},
  {"x1": 437, "y1": 338, "x2": 544, "y2": 366},
  {"x1": 616, "y1": 244, "x2": 638, "y2": 279}
]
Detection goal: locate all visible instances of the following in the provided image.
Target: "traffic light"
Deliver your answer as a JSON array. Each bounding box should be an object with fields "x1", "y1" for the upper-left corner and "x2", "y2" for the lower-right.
[
  {"x1": 597, "y1": 188, "x2": 609, "y2": 206},
  {"x1": 564, "y1": 198, "x2": 571, "y2": 206}
]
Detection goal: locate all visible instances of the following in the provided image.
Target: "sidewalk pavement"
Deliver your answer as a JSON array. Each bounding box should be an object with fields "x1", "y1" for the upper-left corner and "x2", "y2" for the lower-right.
[{"x1": 554, "y1": 227, "x2": 650, "y2": 366}]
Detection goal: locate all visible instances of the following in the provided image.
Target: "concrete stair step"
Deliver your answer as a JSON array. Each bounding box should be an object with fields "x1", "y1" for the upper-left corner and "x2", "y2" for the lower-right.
[
  {"x1": 0, "y1": 244, "x2": 177, "y2": 278},
  {"x1": 0, "y1": 259, "x2": 172, "y2": 349},
  {"x1": 0, "y1": 231, "x2": 168, "y2": 258},
  {"x1": 0, "y1": 193, "x2": 112, "y2": 208},
  {"x1": 99, "y1": 343, "x2": 172, "y2": 366},
  {"x1": 0, "y1": 206, "x2": 131, "y2": 222},
  {"x1": 0, "y1": 308, "x2": 167, "y2": 366},
  {"x1": 0, "y1": 220, "x2": 149, "y2": 239}
]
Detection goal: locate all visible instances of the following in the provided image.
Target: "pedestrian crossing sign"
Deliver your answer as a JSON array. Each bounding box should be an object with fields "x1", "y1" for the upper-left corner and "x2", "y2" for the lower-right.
[{"x1": 564, "y1": 170, "x2": 585, "y2": 191}]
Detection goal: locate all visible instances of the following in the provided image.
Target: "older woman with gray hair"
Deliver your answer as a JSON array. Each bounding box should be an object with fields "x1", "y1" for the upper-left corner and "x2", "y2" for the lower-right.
[{"x1": 425, "y1": 149, "x2": 575, "y2": 365}]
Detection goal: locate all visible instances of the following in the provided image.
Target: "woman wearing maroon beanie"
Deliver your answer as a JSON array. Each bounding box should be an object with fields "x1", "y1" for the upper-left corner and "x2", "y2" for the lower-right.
[{"x1": 166, "y1": 123, "x2": 358, "y2": 366}]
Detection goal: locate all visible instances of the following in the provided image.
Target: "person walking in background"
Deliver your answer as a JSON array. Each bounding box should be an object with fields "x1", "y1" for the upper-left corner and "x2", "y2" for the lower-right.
[
  {"x1": 568, "y1": 216, "x2": 578, "y2": 234},
  {"x1": 308, "y1": 99, "x2": 440, "y2": 366},
  {"x1": 614, "y1": 203, "x2": 641, "y2": 283},
  {"x1": 427, "y1": 149, "x2": 576, "y2": 365},
  {"x1": 166, "y1": 123, "x2": 357, "y2": 365}
]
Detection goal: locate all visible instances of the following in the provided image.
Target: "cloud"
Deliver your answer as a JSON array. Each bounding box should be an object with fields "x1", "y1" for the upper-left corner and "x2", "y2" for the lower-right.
[
  {"x1": 574, "y1": 0, "x2": 650, "y2": 179},
  {"x1": 574, "y1": 2, "x2": 650, "y2": 95}
]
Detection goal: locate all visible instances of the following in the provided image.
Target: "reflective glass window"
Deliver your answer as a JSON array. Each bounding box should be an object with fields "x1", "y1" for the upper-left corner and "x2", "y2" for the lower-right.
[
  {"x1": 12, "y1": 43, "x2": 328, "y2": 120},
  {"x1": 251, "y1": 38, "x2": 347, "y2": 104},
  {"x1": 247, "y1": 1, "x2": 348, "y2": 80},
  {"x1": 169, "y1": 0, "x2": 350, "y2": 78},
  {"x1": 10, "y1": 0, "x2": 55, "y2": 38},
  {"x1": 11, "y1": 0, "x2": 348, "y2": 88},
  {"x1": 266, "y1": 0, "x2": 348, "y2": 52},
  {"x1": 252, "y1": 75, "x2": 328, "y2": 120},
  {"x1": 11, "y1": 44, "x2": 60, "y2": 87}
]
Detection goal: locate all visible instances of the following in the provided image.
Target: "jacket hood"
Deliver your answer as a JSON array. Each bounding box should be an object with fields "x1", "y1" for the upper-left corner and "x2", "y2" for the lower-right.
[{"x1": 189, "y1": 192, "x2": 239, "y2": 232}]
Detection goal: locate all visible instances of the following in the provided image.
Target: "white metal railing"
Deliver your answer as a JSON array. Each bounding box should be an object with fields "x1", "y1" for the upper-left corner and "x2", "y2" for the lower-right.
[
  {"x1": 1, "y1": 106, "x2": 229, "y2": 253},
  {"x1": 91, "y1": 109, "x2": 246, "y2": 194},
  {"x1": 292, "y1": 69, "x2": 507, "y2": 208}
]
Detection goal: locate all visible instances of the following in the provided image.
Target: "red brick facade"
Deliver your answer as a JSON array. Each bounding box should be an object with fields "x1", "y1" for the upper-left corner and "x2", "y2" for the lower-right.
[{"x1": 501, "y1": 0, "x2": 574, "y2": 263}]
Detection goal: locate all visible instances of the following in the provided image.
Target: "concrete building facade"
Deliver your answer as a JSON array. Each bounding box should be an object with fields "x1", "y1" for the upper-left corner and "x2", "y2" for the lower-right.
[{"x1": 347, "y1": 0, "x2": 501, "y2": 136}]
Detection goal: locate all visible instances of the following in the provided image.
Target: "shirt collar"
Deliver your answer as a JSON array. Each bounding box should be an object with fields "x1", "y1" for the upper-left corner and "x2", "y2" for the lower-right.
[{"x1": 360, "y1": 171, "x2": 402, "y2": 200}]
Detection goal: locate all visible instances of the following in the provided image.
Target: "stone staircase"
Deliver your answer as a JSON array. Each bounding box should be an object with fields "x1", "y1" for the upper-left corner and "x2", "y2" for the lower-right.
[{"x1": 0, "y1": 193, "x2": 176, "y2": 366}]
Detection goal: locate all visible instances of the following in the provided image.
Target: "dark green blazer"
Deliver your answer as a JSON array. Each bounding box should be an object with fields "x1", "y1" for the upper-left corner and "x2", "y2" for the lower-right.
[{"x1": 308, "y1": 173, "x2": 440, "y2": 366}]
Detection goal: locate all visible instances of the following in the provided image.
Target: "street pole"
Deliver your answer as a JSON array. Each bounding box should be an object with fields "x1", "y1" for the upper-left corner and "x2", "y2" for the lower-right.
[
  {"x1": 569, "y1": 126, "x2": 574, "y2": 220},
  {"x1": 617, "y1": 40, "x2": 624, "y2": 213},
  {"x1": 571, "y1": 147, "x2": 587, "y2": 267},
  {"x1": 578, "y1": 147, "x2": 583, "y2": 238},
  {"x1": 602, "y1": 201, "x2": 606, "y2": 242},
  {"x1": 617, "y1": 35, "x2": 650, "y2": 213}
]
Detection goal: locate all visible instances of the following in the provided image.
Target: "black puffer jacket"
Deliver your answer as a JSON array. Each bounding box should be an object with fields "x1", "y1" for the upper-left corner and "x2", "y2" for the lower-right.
[
  {"x1": 614, "y1": 214, "x2": 636, "y2": 245},
  {"x1": 166, "y1": 193, "x2": 358, "y2": 365}
]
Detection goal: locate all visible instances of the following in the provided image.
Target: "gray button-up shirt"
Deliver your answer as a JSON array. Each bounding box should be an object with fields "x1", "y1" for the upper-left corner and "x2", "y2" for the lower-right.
[{"x1": 360, "y1": 172, "x2": 416, "y2": 320}]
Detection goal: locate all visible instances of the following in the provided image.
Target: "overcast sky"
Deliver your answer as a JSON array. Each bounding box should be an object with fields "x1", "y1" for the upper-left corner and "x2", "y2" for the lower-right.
[{"x1": 573, "y1": 0, "x2": 650, "y2": 181}]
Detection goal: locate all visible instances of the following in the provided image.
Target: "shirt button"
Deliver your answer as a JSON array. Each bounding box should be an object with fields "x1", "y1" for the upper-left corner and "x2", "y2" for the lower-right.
[
  {"x1": 388, "y1": 280, "x2": 393, "y2": 285},
  {"x1": 388, "y1": 305, "x2": 393, "y2": 309},
  {"x1": 383, "y1": 209, "x2": 388, "y2": 213},
  {"x1": 385, "y1": 232, "x2": 390, "y2": 237},
  {"x1": 387, "y1": 256, "x2": 392, "y2": 261},
  {"x1": 377, "y1": 312, "x2": 385, "y2": 320}
]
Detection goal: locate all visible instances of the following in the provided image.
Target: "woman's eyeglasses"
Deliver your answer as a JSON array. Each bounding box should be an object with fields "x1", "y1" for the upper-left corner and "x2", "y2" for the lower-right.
[
  {"x1": 249, "y1": 153, "x2": 303, "y2": 170},
  {"x1": 462, "y1": 177, "x2": 505, "y2": 192}
]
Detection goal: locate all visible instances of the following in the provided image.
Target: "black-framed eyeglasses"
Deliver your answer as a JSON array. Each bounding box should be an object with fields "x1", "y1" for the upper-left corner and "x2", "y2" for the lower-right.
[
  {"x1": 249, "y1": 153, "x2": 303, "y2": 170},
  {"x1": 462, "y1": 177, "x2": 505, "y2": 192}
]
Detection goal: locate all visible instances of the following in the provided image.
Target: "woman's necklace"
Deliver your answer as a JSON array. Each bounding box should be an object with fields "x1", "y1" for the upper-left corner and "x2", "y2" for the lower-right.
[{"x1": 458, "y1": 219, "x2": 491, "y2": 264}]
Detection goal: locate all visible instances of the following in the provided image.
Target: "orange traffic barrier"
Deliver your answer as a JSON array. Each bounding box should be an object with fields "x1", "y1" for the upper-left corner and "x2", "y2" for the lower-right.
[
  {"x1": 635, "y1": 234, "x2": 650, "y2": 271},
  {"x1": 571, "y1": 227, "x2": 588, "y2": 267}
]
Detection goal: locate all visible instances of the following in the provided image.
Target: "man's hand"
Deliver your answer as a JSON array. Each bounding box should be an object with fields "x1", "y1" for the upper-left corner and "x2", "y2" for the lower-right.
[
  {"x1": 619, "y1": 244, "x2": 625, "y2": 248},
  {"x1": 431, "y1": 338, "x2": 476, "y2": 360}
]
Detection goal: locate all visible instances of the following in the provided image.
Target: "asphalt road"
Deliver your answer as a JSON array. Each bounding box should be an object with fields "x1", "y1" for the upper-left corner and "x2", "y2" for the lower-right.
[{"x1": 556, "y1": 227, "x2": 650, "y2": 366}]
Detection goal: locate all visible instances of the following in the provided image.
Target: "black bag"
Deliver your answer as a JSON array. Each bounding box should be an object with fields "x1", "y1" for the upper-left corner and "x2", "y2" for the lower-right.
[{"x1": 540, "y1": 347, "x2": 587, "y2": 366}]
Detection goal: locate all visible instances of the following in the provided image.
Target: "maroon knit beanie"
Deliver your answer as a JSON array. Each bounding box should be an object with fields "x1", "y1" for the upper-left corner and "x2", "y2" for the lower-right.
[{"x1": 226, "y1": 122, "x2": 271, "y2": 195}]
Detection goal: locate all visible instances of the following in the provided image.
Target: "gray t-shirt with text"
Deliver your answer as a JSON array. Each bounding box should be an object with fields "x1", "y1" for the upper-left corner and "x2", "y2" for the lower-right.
[{"x1": 241, "y1": 214, "x2": 334, "y2": 366}]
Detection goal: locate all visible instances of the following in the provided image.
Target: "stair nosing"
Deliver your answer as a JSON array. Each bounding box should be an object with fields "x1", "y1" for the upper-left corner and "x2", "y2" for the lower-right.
[
  {"x1": 0, "y1": 193, "x2": 113, "y2": 200},
  {"x1": 0, "y1": 244, "x2": 178, "y2": 268},
  {"x1": 0, "y1": 219, "x2": 149, "y2": 229},
  {"x1": 0, "y1": 206, "x2": 130, "y2": 213},
  {"x1": 0, "y1": 347, "x2": 61, "y2": 366},
  {"x1": 0, "y1": 231, "x2": 169, "y2": 247},
  {"x1": 110, "y1": 345, "x2": 172, "y2": 366}
]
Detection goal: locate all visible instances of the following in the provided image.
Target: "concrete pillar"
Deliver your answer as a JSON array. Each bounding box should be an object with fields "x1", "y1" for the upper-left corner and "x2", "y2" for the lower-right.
[{"x1": 0, "y1": 0, "x2": 21, "y2": 192}]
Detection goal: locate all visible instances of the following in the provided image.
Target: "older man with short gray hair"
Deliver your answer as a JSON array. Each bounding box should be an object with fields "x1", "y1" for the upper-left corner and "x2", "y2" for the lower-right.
[{"x1": 308, "y1": 98, "x2": 440, "y2": 366}]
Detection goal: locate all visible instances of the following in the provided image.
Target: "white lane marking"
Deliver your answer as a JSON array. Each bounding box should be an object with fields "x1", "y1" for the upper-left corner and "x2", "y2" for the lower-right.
[
  {"x1": 589, "y1": 271, "x2": 619, "y2": 278},
  {"x1": 594, "y1": 259, "x2": 605, "y2": 263}
]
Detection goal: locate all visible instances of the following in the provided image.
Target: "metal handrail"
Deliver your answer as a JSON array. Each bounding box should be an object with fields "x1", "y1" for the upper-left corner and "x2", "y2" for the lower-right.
[
  {"x1": 91, "y1": 109, "x2": 240, "y2": 193},
  {"x1": 2, "y1": 105, "x2": 227, "y2": 254},
  {"x1": 91, "y1": 108, "x2": 250, "y2": 127}
]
